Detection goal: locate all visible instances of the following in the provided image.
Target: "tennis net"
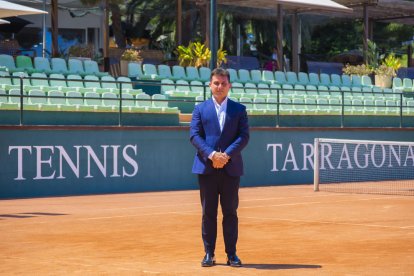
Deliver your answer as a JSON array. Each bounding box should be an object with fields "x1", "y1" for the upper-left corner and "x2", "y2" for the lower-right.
[{"x1": 313, "y1": 138, "x2": 414, "y2": 196}]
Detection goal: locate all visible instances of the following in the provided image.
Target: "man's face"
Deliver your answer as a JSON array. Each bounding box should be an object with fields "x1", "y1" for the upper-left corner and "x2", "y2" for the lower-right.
[{"x1": 209, "y1": 74, "x2": 231, "y2": 104}]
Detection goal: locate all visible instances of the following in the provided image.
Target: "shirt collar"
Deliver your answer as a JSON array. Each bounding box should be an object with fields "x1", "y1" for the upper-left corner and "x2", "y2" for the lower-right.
[{"x1": 212, "y1": 96, "x2": 228, "y2": 110}]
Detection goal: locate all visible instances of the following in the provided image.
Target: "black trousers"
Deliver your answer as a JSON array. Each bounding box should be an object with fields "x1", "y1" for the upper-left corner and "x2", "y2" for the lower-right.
[{"x1": 198, "y1": 170, "x2": 240, "y2": 256}]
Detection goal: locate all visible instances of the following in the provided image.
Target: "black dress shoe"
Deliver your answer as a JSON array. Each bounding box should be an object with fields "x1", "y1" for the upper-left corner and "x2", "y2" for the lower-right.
[
  {"x1": 201, "y1": 253, "x2": 216, "y2": 267},
  {"x1": 227, "y1": 254, "x2": 242, "y2": 267}
]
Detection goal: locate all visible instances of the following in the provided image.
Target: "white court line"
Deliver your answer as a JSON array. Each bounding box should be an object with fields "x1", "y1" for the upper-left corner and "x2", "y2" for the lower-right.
[
  {"x1": 242, "y1": 216, "x2": 414, "y2": 230},
  {"x1": 240, "y1": 195, "x2": 413, "y2": 210}
]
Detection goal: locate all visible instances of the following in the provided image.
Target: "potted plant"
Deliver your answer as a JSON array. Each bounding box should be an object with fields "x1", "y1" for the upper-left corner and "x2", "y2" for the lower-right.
[
  {"x1": 342, "y1": 63, "x2": 373, "y2": 76},
  {"x1": 120, "y1": 49, "x2": 143, "y2": 76},
  {"x1": 176, "y1": 41, "x2": 227, "y2": 68},
  {"x1": 374, "y1": 53, "x2": 401, "y2": 88}
]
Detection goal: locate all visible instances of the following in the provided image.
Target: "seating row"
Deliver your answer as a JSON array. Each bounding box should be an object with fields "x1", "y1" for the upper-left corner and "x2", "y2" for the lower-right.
[
  {"x1": 160, "y1": 78, "x2": 396, "y2": 98},
  {"x1": 0, "y1": 89, "x2": 178, "y2": 113},
  {"x1": 229, "y1": 96, "x2": 414, "y2": 115},
  {"x1": 128, "y1": 62, "x2": 376, "y2": 88},
  {"x1": 0, "y1": 54, "x2": 108, "y2": 77},
  {"x1": 393, "y1": 77, "x2": 414, "y2": 92},
  {"x1": 0, "y1": 72, "x2": 141, "y2": 94}
]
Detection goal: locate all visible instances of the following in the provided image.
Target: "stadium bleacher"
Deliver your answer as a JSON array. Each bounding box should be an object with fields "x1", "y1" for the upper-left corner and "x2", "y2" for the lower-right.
[{"x1": 0, "y1": 54, "x2": 413, "y2": 127}]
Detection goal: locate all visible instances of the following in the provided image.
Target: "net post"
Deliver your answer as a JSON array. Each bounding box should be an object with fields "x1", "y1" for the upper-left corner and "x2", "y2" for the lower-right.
[{"x1": 313, "y1": 138, "x2": 320, "y2": 192}]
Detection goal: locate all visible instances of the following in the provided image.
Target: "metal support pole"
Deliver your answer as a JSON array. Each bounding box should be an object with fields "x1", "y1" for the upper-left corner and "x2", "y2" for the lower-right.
[{"x1": 209, "y1": 0, "x2": 217, "y2": 70}]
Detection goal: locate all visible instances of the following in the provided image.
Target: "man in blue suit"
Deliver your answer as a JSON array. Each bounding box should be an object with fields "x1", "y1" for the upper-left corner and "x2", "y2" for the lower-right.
[{"x1": 190, "y1": 68, "x2": 250, "y2": 267}]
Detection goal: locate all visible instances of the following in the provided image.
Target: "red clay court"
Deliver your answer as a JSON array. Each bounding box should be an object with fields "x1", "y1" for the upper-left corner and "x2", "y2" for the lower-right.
[{"x1": 1, "y1": 185, "x2": 413, "y2": 275}]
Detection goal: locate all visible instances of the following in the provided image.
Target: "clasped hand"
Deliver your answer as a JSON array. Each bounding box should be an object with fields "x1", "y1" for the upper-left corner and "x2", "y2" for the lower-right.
[{"x1": 212, "y1": 152, "x2": 230, "y2": 169}]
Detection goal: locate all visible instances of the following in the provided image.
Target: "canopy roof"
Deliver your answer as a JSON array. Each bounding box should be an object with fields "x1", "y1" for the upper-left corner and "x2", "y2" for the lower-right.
[
  {"x1": 0, "y1": 0, "x2": 47, "y2": 18},
  {"x1": 219, "y1": 0, "x2": 353, "y2": 13}
]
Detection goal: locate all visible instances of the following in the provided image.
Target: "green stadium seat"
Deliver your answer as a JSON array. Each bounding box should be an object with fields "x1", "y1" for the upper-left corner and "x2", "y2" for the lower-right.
[
  {"x1": 161, "y1": 79, "x2": 175, "y2": 95},
  {"x1": 101, "y1": 75, "x2": 118, "y2": 92},
  {"x1": 292, "y1": 97, "x2": 306, "y2": 113},
  {"x1": 279, "y1": 97, "x2": 292, "y2": 114},
  {"x1": 231, "y1": 82, "x2": 244, "y2": 94},
  {"x1": 84, "y1": 91, "x2": 102, "y2": 110},
  {"x1": 8, "y1": 88, "x2": 27, "y2": 105},
  {"x1": 83, "y1": 75, "x2": 101, "y2": 91},
  {"x1": 15, "y1": 55, "x2": 39, "y2": 74},
  {"x1": 402, "y1": 78, "x2": 413, "y2": 92},
  {"x1": 318, "y1": 85, "x2": 330, "y2": 97},
  {"x1": 269, "y1": 83, "x2": 281, "y2": 95},
  {"x1": 316, "y1": 98, "x2": 330, "y2": 114},
  {"x1": 244, "y1": 82, "x2": 257, "y2": 95},
  {"x1": 304, "y1": 97, "x2": 317, "y2": 113},
  {"x1": 102, "y1": 92, "x2": 119, "y2": 110},
  {"x1": 117, "y1": 76, "x2": 142, "y2": 95},
  {"x1": 294, "y1": 84, "x2": 306, "y2": 98},
  {"x1": 351, "y1": 98, "x2": 364, "y2": 114},
  {"x1": 152, "y1": 94, "x2": 179, "y2": 113},
  {"x1": 281, "y1": 84, "x2": 294, "y2": 97},
  {"x1": 374, "y1": 99, "x2": 386, "y2": 114},
  {"x1": 47, "y1": 90, "x2": 66, "y2": 108},
  {"x1": 66, "y1": 91, "x2": 84, "y2": 110},
  {"x1": 363, "y1": 99, "x2": 375, "y2": 114},
  {"x1": 190, "y1": 80, "x2": 205, "y2": 94},
  {"x1": 175, "y1": 80, "x2": 192, "y2": 95},
  {"x1": 392, "y1": 77, "x2": 403, "y2": 92},
  {"x1": 66, "y1": 74, "x2": 86, "y2": 93},
  {"x1": 27, "y1": 89, "x2": 48, "y2": 109},
  {"x1": 305, "y1": 84, "x2": 318, "y2": 98},
  {"x1": 329, "y1": 98, "x2": 342, "y2": 114},
  {"x1": 253, "y1": 97, "x2": 266, "y2": 112},
  {"x1": 29, "y1": 72, "x2": 50, "y2": 91},
  {"x1": 136, "y1": 93, "x2": 152, "y2": 110},
  {"x1": 49, "y1": 73, "x2": 68, "y2": 91},
  {"x1": 405, "y1": 99, "x2": 414, "y2": 114},
  {"x1": 257, "y1": 83, "x2": 270, "y2": 95},
  {"x1": 386, "y1": 99, "x2": 400, "y2": 115},
  {"x1": 0, "y1": 88, "x2": 7, "y2": 105},
  {"x1": 142, "y1": 64, "x2": 159, "y2": 80}
]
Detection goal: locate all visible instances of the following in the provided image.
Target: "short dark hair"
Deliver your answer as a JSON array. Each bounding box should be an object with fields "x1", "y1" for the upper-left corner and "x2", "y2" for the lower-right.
[{"x1": 210, "y1": 67, "x2": 230, "y2": 82}]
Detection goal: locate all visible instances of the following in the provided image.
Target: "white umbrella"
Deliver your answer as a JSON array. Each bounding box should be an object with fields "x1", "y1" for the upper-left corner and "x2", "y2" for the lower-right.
[
  {"x1": 0, "y1": 18, "x2": 9, "y2": 24},
  {"x1": 0, "y1": 0, "x2": 47, "y2": 18}
]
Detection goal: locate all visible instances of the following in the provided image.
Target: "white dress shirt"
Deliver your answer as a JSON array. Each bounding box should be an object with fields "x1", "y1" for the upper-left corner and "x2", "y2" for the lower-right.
[{"x1": 208, "y1": 96, "x2": 228, "y2": 159}]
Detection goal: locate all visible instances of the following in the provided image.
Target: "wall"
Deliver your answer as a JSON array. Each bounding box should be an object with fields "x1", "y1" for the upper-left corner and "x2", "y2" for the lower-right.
[{"x1": 0, "y1": 126, "x2": 413, "y2": 198}]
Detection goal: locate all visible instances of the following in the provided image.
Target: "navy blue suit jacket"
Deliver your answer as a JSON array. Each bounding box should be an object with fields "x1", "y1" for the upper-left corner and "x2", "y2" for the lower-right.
[{"x1": 190, "y1": 98, "x2": 249, "y2": 176}]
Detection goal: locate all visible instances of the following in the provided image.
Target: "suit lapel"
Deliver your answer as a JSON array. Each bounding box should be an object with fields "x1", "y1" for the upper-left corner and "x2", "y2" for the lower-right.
[{"x1": 207, "y1": 99, "x2": 221, "y2": 134}]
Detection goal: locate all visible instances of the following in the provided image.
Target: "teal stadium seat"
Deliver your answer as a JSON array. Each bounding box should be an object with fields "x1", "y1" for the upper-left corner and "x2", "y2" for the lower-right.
[
  {"x1": 274, "y1": 71, "x2": 286, "y2": 84},
  {"x1": 286, "y1": 71, "x2": 298, "y2": 85},
  {"x1": 128, "y1": 62, "x2": 144, "y2": 79},
  {"x1": 0, "y1": 54, "x2": 19, "y2": 73},
  {"x1": 83, "y1": 60, "x2": 108, "y2": 77},
  {"x1": 158, "y1": 64, "x2": 173, "y2": 79},
  {"x1": 34, "y1": 57, "x2": 52, "y2": 75},
  {"x1": 51, "y1": 58, "x2": 69, "y2": 75},
  {"x1": 199, "y1": 67, "x2": 211, "y2": 82},
  {"x1": 68, "y1": 59, "x2": 87, "y2": 76},
  {"x1": 172, "y1": 65, "x2": 187, "y2": 80},
  {"x1": 186, "y1": 66, "x2": 201, "y2": 81},
  {"x1": 101, "y1": 75, "x2": 118, "y2": 92},
  {"x1": 298, "y1": 72, "x2": 309, "y2": 85},
  {"x1": 250, "y1": 69, "x2": 263, "y2": 84},
  {"x1": 238, "y1": 69, "x2": 251, "y2": 84},
  {"x1": 308, "y1": 73, "x2": 320, "y2": 86}
]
